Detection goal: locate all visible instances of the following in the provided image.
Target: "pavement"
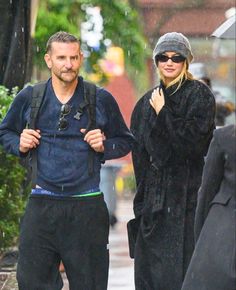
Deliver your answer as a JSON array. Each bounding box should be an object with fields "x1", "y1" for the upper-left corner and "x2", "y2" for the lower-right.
[
  {"x1": 0, "y1": 197, "x2": 135, "y2": 290},
  {"x1": 107, "y1": 197, "x2": 135, "y2": 290}
]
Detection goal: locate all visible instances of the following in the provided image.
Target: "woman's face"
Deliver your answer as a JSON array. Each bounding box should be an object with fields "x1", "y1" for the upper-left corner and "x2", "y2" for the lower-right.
[{"x1": 157, "y1": 51, "x2": 185, "y2": 85}]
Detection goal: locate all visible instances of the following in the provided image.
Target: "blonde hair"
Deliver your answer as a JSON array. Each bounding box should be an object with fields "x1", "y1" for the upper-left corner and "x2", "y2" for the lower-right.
[{"x1": 158, "y1": 61, "x2": 194, "y2": 92}]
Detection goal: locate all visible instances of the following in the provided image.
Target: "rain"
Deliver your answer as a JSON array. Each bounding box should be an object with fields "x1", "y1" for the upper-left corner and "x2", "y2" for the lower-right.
[{"x1": 0, "y1": 1, "x2": 235, "y2": 289}]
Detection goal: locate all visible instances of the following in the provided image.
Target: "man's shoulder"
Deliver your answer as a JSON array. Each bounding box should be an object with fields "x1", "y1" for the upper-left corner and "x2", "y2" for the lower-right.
[
  {"x1": 13, "y1": 79, "x2": 51, "y2": 108},
  {"x1": 95, "y1": 86, "x2": 116, "y2": 105},
  {"x1": 14, "y1": 84, "x2": 34, "y2": 104},
  {"x1": 82, "y1": 79, "x2": 111, "y2": 98},
  {"x1": 32, "y1": 80, "x2": 49, "y2": 89}
]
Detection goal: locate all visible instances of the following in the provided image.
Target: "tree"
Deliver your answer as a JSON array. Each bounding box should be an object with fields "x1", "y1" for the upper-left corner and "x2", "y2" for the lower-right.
[
  {"x1": 34, "y1": 0, "x2": 150, "y2": 89},
  {"x1": 0, "y1": 86, "x2": 28, "y2": 251},
  {"x1": 0, "y1": 0, "x2": 32, "y2": 89}
]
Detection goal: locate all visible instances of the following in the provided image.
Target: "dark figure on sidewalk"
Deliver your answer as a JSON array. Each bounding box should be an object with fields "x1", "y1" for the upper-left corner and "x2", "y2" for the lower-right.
[
  {"x1": 130, "y1": 32, "x2": 215, "y2": 290},
  {"x1": 181, "y1": 124, "x2": 236, "y2": 290},
  {"x1": 0, "y1": 31, "x2": 134, "y2": 290},
  {"x1": 199, "y1": 76, "x2": 235, "y2": 127}
]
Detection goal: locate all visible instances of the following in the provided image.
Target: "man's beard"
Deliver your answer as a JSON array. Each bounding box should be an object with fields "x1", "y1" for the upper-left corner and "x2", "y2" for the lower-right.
[{"x1": 57, "y1": 69, "x2": 79, "y2": 83}]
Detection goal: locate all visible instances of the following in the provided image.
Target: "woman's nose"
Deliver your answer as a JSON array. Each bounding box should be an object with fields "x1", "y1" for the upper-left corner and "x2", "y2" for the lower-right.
[{"x1": 166, "y1": 58, "x2": 173, "y2": 64}]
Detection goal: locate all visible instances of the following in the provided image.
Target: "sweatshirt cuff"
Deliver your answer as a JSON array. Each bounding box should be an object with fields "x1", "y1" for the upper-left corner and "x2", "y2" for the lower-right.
[{"x1": 101, "y1": 140, "x2": 116, "y2": 160}]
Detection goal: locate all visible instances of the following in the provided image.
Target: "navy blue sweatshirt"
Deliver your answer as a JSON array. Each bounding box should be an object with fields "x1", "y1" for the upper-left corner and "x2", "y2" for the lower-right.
[{"x1": 0, "y1": 77, "x2": 134, "y2": 195}]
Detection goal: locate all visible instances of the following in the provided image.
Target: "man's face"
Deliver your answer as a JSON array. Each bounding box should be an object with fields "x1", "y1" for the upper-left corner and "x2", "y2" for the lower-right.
[{"x1": 44, "y1": 41, "x2": 83, "y2": 83}]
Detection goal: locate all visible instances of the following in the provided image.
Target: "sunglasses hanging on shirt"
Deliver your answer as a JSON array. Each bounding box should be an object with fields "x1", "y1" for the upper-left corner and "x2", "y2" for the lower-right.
[
  {"x1": 58, "y1": 104, "x2": 71, "y2": 131},
  {"x1": 57, "y1": 102, "x2": 89, "y2": 130}
]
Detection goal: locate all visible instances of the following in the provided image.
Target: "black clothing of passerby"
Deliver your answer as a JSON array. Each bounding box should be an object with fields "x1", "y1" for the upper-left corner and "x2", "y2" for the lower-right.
[
  {"x1": 181, "y1": 125, "x2": 236, "y2": 290},
  {"x1": 130, "y1": 32, "x2": 215, "y2": 290},
  {"x1": 0, "y1": 31, "x2": 134, "y2": 290}
]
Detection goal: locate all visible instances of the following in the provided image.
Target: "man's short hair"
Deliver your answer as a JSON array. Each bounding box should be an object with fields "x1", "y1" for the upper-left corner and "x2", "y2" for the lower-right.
[{"x1": 46, "y1": 31, "x2": 80, "y2": 53}]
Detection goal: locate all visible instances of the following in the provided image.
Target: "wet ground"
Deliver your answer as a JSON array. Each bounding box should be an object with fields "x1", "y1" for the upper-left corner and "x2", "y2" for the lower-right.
[
  {"x1": 0, "y1": 197, "x2": 135, "y2": 290},
  {"x1": 107, "y1": 197, "x2": 135, "y2": 290}
]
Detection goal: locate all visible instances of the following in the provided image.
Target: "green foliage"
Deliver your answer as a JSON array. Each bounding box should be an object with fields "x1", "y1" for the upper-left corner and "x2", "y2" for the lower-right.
[
  {"x1": 34, "y1": 0, "x2": 150, "y2": 90},
  {"x1": 34, "y1": 1, "x2": 80, "y2": 68},
  {"x1": 0, "y1": 86, "x2": 28, "y2": 252},
  {"x1": 0, "y1": 86, "x2": 18, "y2": 120},
  {"x1": 79, "y1": 0, "x2": 149, "y2": 70}
]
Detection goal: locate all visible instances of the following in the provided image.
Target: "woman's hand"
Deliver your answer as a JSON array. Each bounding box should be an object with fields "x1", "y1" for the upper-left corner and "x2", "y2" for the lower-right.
[{"x1": 149, "y1": 88, "x2": 165, "y2": 115}]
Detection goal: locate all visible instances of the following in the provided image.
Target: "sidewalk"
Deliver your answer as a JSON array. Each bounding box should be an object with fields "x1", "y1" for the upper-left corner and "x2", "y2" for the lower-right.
[
  {"x1": 0, "y1": 197, "x2": 135, "y2": 290},
  {"x1": 107, "y1": 197, "x2": 135, "y2": 290}
]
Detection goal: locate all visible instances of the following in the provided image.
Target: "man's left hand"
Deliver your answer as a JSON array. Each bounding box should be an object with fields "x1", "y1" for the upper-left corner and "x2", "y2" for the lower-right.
[{"x1": 81, "y1": 128, "x2": 105, "y2": 152}]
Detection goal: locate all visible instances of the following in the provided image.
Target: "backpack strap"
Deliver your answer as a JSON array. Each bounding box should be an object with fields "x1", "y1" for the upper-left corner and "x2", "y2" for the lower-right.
[
  {"x1": 83, "y1": 81, "x2": 97, "y2": 132},
  {"x1": 83, "y1": 81, "x2": 97, "y2": 176},
  {"x1": 29, "y1": 81, "x2": 47, "y2": 129},
  {"x1": 29, "y1": 81, "x2": 47, "y2": 188}
]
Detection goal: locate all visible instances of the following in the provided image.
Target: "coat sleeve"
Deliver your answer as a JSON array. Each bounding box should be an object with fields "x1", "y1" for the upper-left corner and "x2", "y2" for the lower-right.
[
  {"x1": 194, "y1": 129, "x2": 224, "y2": 242},
  {"x1": 150, "y1": 82, "x2": 215, "y2": 161},
  {"x1": 130, "y1": 98, "x2": 150, "y2": 217}
]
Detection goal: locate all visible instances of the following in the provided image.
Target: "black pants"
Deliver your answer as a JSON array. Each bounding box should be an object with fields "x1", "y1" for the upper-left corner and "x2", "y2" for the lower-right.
[{"x1": 17, "y1": 194, "x2": 109, "y2": 290}]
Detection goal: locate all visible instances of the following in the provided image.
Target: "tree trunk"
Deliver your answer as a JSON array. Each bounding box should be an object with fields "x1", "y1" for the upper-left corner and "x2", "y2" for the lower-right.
[{"x1": 0, "y1": 0, "x2": 32, "y2": 90}]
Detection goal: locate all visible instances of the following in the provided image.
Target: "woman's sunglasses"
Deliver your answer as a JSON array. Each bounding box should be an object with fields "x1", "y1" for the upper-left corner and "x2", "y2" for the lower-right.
[
  {"x1": 155, "y1": 54, "x2": 186, "y2": 63},
  {"x1": 58, "y1": 104, "x2": 71, "y2": 131}
]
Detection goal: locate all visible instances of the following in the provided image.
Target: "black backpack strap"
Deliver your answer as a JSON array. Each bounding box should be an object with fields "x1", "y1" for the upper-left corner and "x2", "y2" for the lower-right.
[
  {"x1": 83, "y1": 81, "x2": 97, "y2": 132},
  {"x1": 83, "y1": 81, "x2": 97, "y2": 176},
  {"x1": 29, "y1": 81, "x2": 47, "y2": 129},
  {"x1": 29, "y1": 81, "x2": 47, "y2": 188}
]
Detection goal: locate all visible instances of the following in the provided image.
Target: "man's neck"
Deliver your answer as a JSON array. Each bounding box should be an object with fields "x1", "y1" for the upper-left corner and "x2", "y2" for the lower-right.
[{"x1": 52, "y1": 77, "x2": 79, "y2": 104}]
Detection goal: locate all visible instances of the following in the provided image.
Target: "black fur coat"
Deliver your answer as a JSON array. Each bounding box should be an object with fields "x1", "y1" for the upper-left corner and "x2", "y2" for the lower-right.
[{"x1": 131, "y1": 79, "x2": 216, "y2": 290}]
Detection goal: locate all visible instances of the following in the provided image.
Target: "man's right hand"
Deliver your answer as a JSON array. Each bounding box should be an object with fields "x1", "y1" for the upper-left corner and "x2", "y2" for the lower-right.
[{"x1": 19, "y1": 129, "x2": 41, "y2": 153}]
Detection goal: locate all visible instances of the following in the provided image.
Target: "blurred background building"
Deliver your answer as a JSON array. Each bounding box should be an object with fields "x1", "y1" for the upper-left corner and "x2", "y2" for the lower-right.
[
  {"x1": 136, "y1": 0, "x2": 235, "y2": 105},
  {"x1": 103, "y1": 0, "x2": 235, "y2": 136}
]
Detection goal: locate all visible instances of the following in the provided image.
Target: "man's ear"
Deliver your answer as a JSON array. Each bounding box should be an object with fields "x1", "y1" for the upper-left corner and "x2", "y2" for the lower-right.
[
  {"x1": 80, "y1": 51, "x2": 84, "y2": 64},
  {"x1": 44, "y1": 53, "x2": 52, "y2": 69}
]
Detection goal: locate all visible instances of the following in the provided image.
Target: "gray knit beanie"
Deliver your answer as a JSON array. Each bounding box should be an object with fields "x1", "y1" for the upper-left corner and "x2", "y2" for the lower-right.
[{"x1": 153, "y1": 32, "x2": 193, "y2": 66}]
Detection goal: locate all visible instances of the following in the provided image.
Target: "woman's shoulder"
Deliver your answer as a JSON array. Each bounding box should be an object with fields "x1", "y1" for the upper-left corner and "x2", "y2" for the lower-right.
[
  {"x1": 186, "y1": 79, "x2": 212, "y2": 91},
  {"x1": 184, "y1": 79, "x2": 215, "y2": 101},
  {"x1": 184, "y1": 78, "x2": 209, "y2": 90}
]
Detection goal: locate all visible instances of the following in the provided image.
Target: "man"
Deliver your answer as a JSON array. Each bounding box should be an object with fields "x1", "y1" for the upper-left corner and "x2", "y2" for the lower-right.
[{"x1": 0, "y1": 31, "x2": 134, "y2": 290}]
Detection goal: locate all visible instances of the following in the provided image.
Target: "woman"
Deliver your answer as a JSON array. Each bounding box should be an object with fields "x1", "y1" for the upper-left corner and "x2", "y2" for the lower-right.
[
  {"x1": 181, "y1": 124, "x2": 236, "y2": 290},
  {"x1": 130, "y1": 32, "x2": 216, "y2": 290}
]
